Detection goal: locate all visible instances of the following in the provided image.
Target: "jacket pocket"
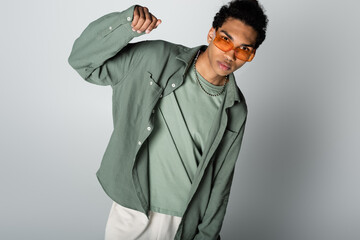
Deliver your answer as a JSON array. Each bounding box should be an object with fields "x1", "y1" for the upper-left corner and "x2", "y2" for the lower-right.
[
  {"x1": 136, "y1": 71, "x2": 163, "y2": 120},
  {"x1": 145, "y1": 71, "x2": 162, "y2": 91},
  {"x1": 144, "y1": 71, "x2": 163, "y2": 103}
]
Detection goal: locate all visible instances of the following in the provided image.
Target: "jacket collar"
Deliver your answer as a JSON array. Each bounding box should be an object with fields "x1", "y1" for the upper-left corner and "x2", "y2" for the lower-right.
[{"x1": 175, "y1": 45, "x2": 242, "y2": 108}]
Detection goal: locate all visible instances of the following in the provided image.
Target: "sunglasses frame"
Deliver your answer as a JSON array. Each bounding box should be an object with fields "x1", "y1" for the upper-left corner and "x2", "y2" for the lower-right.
[{"x1": 213, "y1": 30, "x2": 256, "y2": 62}]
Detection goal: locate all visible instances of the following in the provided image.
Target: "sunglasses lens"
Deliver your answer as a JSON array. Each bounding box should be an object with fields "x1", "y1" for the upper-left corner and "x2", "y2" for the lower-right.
[
  {"x1": 214, "y1": 36, "x2": 232, "y2": 52},
  {"x1": 235, "y1": 49, "x2": 254, "y2": 62}
]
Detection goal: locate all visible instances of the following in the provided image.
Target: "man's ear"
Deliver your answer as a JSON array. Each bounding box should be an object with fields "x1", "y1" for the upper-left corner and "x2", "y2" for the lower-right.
[{"x1": 207, "y1": 27, "x2": 216, "y2": 44}]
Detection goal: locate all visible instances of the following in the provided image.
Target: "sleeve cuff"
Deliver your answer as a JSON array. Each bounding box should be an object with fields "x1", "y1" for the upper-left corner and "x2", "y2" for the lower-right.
[{"x1": 100, "y1": 5, "x2": 145, "y2": 38}]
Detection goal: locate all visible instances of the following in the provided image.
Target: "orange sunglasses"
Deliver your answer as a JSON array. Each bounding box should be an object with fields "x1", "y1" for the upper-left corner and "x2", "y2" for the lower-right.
[{"x1": 213, "y1": 31, "x2": 256, "y2": 62}]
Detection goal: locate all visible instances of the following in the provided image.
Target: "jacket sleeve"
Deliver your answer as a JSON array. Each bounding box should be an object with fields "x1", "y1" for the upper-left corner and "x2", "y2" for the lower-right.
[
  {"x1": 193, "y1": 122, "x2": 247, "y2": 240},
  {"x1": 68, "y1": 5, "x2": 144, "y2": 86}
]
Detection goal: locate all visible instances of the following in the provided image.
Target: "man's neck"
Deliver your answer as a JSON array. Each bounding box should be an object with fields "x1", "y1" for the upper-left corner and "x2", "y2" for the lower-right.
[{"x1": 195, "y1": 50, "x2": 226, "y2": 86}]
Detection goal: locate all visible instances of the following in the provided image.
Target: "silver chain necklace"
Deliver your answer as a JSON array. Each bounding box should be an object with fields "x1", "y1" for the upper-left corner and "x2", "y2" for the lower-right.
[{"x1": 193, "y1": 50, "x2": 228, "y2": 97}]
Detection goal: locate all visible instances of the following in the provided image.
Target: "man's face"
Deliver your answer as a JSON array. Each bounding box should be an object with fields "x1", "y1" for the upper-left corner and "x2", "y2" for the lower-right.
[{"x1": 206, "y1": 18, "x2": 258, "y2": 77}]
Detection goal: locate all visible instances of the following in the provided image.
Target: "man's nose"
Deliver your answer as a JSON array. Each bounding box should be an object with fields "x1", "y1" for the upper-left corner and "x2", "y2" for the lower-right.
[{"x1": 224, "y1": 49, "x2": 236, "y2": 61}]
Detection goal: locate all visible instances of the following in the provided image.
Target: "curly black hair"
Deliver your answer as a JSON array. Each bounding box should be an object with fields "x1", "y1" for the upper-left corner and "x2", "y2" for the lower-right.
[{"x1": 213, "y1": 0, "x2": 268, "y2": 49}]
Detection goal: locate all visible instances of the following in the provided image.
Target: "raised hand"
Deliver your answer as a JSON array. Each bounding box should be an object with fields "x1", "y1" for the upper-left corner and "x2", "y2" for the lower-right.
[{"x1": 132, "y1": 5, "x2": 162, "y2": 34}]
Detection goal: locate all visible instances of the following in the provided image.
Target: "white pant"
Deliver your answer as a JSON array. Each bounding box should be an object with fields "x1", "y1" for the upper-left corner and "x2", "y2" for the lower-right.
[{"x1": 105, "y1": 202, "x2": 182, "y2": 240}]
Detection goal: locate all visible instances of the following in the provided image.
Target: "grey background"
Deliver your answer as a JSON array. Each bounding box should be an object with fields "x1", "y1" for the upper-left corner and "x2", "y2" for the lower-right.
[{"x1": 1, "y1": 0, "x2": 359, "y2": 239}]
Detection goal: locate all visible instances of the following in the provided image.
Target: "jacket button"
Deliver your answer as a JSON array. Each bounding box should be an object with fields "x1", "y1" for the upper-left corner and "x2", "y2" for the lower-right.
[
  {"x1": 109, "y1": 26, "x2": 112, "y2": 30},
  {"x1": 127, "y1": 17, "x2": 131, "y2": 21},
  {"x1": 150, "y1": 81, "x2": 153, "y2": 85},
  {"x1": 171, "y1": 83, "x2": 176, "y2": 87},
  {"x1": 138, "y1": 141, "x2": 142, "y2": 145},
  {"x1": 147, "y1": 127, "x2": 151, "y2": 131}
]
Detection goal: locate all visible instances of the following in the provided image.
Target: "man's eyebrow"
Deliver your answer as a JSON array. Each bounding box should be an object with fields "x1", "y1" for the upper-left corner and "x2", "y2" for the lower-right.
[
  {"x1": 219, "y1": 29, "x2": 255, "y2": 48},
  {"x1": 219, "y1": 30, "x2": 233, "y2": 41},
  {"x1": 241, "y1": 43, "x2": 255, "y2": 48}
]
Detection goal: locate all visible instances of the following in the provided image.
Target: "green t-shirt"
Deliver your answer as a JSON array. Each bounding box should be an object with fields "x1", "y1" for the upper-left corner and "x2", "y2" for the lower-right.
[{"x1": 148, "y1": 59, "x2": 228, "y2": 216}]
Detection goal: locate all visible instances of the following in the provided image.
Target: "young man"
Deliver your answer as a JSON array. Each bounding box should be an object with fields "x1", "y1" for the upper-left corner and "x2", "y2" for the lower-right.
[{"x1": 68, "y1": 0, "x2": 268, "y2": 239}]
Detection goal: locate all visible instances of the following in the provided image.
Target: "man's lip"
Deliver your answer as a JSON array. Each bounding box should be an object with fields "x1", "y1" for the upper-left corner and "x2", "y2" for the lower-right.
[{"x1": 218, "y1": 61, "x2": 231, "y2": 71}]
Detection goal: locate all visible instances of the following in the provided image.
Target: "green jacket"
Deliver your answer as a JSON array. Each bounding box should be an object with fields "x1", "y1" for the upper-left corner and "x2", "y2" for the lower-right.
[{"x1": 68, "y1": 5, "x2": 248, "y2": 240}]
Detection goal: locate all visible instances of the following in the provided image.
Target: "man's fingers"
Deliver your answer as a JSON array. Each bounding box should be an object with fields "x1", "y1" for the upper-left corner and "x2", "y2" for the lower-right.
[
  {"x1": 132, "y1": 6, "x2": 161, "y2": 33},
  {"x1": 145, "y1": 15, "x2": 158, "y2": 34},
  {"x1": 139, "y1": 8, "x2": 152, "y2": 32},
  {"x1": 133, "y1": 7, "x2": 146, "y2": 31},
  {"x1": 155, "y1": 19, "x2": 162, "y2": 28},
  {"x1": 147, "y1": 19, "x2": 162, "y2": 33},
  {"x1": 131, "y1": 6, "x2": 140, "y2": 28}
]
